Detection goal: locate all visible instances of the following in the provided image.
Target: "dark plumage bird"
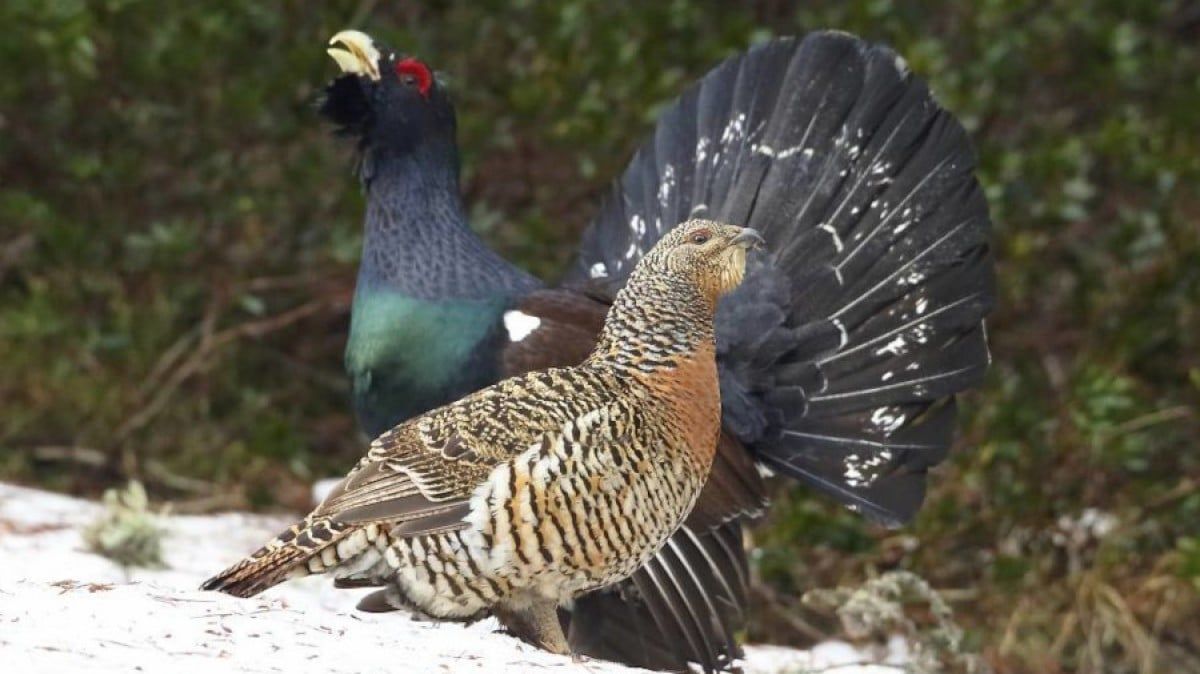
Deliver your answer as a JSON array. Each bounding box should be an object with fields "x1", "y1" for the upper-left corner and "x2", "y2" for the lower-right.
[
  {"x1": 203, "y1": 221, "x2": 763, "y2": 656},
  {"x1": 310, "y1": 29, "x2": 992, "y2": 671}
]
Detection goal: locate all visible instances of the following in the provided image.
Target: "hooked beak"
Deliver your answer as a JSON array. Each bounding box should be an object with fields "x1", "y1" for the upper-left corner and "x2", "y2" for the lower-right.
[
  {"x1": 327, "y1": 30, "x2": 381, "y2": 81},
  {"x1": 729, "y1": 228, "x2": 765, "y2": 251}
]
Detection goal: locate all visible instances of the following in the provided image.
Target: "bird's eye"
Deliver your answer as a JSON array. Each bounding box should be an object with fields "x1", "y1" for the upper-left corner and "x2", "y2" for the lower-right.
[{"x1": 690, "y1": 231, "x2": 711, "y2": 245}]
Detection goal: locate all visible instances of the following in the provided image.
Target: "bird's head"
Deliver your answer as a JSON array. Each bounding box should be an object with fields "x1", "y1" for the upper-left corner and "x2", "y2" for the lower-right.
[
  {"x1": 639, "y1": 220, "x2": 765, "y2": 301},
  {"x1": 319, "y1": 30, "x2": 454, "y2": 155}
]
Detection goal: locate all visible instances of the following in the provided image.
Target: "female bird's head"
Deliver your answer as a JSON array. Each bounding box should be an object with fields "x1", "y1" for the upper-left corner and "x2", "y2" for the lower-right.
[
  {"x1": 635, "y1": 220, "x2": 764, "y2": 302},
  {"x1": 320, "y1": 30, "x2": 455, "y2": 156}
]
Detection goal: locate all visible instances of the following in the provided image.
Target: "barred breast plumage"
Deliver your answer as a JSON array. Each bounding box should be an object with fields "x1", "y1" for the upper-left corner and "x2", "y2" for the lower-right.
[{"x1": 202, "y1": 220, "x2": 762, "y2": 655}]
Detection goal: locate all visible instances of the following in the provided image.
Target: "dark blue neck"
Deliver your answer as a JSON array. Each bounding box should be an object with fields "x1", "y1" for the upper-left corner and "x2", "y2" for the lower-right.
[
  {"x1": 345, "y1": 137, "x2": 541, "y2": 436},
  {"x1": 357, "y1": 140, "x2": 538, "y2": 301}
]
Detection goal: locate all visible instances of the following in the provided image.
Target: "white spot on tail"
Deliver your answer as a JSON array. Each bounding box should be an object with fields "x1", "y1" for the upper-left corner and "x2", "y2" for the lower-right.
[
  {"x1": 875, "y1": 336, "x2": 908, "y2": 357},
  {"x1": 503, "y1": 311, "x2": 541, "y2": 343},
  {"x1": 819, "y1": 223, "x2": 844, "y2": 253},
  {"x1": 753, "y1": 144, "x2": 811, "y2": 160},
  {"x1": 721, "y1": 113, "x2": 747, "y2": 145},
  {"x1": 870, "y1": 407, "x2": 907, "y2": 434},
  {"x1": 589, "y1": 262, "x2": 608, "y2": 279},
  {"x1": 832, "y1": 318, "x2": 849, "y2": 348},
  {"x1": 630, "y1": 214, "x2": 646, "y2": 237},
  {"x1": 658, "y1": 165, "x2": 676, "y2": 208}
]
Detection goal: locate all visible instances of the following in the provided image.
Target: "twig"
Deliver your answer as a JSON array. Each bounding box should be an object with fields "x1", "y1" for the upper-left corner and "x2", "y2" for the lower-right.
[
  {"x1": 115, "y1": 297, "x2": 331, "y2": 443},
  {"x1": 1101, "y1": 405, "x2": 1193, "y2": 437},
  {"x1": 32, "y1": 445, "x2": 109, "y2": 467},
  {"x1": 143, "y1": 459, "x2": 214, "y2": 494},
  {"x1": 167, "y1": 490, "x2": 250, "y2": 515},
  {"x1": 752, "y1": 582, "x2": 827, "y2": 642},
  {"x1": 135, "y1": 327, "x2": 201, "y2": 402}
]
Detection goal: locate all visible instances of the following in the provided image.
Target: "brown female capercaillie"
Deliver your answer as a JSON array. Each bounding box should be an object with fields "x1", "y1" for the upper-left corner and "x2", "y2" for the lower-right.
[{"x1": 202, "y1": 220, "x2": 764, "y2": 654}]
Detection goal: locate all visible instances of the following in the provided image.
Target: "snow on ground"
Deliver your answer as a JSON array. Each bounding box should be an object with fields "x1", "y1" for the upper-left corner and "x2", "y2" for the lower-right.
[{"x1": 0, "y1": 483, "x2": 905, "y2": 673}]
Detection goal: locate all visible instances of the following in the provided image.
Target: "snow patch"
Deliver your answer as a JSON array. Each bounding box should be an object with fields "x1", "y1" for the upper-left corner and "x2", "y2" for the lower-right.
[
  {"x1": 311, "y1": 477, "x2": 341, "y2": 505},
  {"x1": 0, "y1": 483, "x2": 906, "y2": 673}
]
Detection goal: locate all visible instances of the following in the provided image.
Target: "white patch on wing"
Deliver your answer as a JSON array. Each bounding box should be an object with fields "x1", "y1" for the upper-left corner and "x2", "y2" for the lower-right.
[
  {"x1": 502, "y1": 310, "x2": 541, "y2": 343},
  {"x1": 588, "y1": 262, "x2": 607, "y2": 279}
]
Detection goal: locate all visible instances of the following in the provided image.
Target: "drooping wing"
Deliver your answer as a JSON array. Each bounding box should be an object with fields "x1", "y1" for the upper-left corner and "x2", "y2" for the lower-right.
[
  {"x1": 317, "y1": 369, "x2": 600, "y2": 535},
  {"x1": 314, "y1": 425, "x2": 487, "y2": 534}
]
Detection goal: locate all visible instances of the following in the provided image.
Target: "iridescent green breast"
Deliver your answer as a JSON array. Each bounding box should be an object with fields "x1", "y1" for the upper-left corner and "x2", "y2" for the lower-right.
[{"x1": 346, "y1": 288, "x2": 508, "y2": 437}]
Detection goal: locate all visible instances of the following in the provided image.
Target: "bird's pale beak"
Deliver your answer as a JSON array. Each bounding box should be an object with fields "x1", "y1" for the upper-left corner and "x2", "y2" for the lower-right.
[
  {"x1": 327, "y1": 30, "x2": 381, "y2": 81},
  {"x1": 730, "y1": 228, "x2": 765, "y2": 251}
]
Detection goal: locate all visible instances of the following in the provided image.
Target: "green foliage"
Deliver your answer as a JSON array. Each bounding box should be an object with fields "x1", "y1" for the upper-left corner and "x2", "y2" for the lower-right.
[
  {"x1": 2, "y1": 1, "x2": 1198, "y2": 671},
  {"x1": 83, "y1": 480, "x2": 166, "y2": 569}
]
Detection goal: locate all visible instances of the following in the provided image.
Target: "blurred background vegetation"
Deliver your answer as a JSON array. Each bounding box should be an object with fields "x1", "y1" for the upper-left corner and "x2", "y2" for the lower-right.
[{"x1": 2, "y1": 0, "x2": 1198, "y2": 672}]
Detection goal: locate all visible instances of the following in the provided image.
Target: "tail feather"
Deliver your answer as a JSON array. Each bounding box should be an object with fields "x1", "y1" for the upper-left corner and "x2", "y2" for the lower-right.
[
  {"x1": 200, "y1": 518, "x2": 351, "y2": 598},
  {"x1": 568, "y1": 31, "x2": 994, "y2": 527}
]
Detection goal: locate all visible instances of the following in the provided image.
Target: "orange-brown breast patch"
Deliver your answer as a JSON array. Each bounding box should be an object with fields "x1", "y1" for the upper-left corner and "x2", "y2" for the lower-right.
[{"x1": 637, "y1": 340, "x2": 721, "y2": 468}]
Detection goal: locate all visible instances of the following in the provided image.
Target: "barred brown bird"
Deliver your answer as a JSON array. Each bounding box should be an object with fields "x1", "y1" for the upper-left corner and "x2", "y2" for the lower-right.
[{"x1": 202, "y1": 220, "x2": 764, "y2": 654}]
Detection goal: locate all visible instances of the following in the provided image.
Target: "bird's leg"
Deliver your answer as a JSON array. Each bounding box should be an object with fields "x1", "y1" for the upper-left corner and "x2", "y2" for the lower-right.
[{"x1": 495, "y1": 598, "x2": 571, "y2": 656}]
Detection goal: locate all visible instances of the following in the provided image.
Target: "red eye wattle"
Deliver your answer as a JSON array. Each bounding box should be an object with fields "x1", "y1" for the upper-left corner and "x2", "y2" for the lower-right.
[{"x1": 395, "y1": 58, "x2": 433, "y2": 99}]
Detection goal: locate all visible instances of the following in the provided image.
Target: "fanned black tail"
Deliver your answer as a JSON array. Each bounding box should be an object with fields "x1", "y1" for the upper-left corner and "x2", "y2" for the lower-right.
[{"x1": 570, "y1": 31, "x2": 994, "y2": 528}]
